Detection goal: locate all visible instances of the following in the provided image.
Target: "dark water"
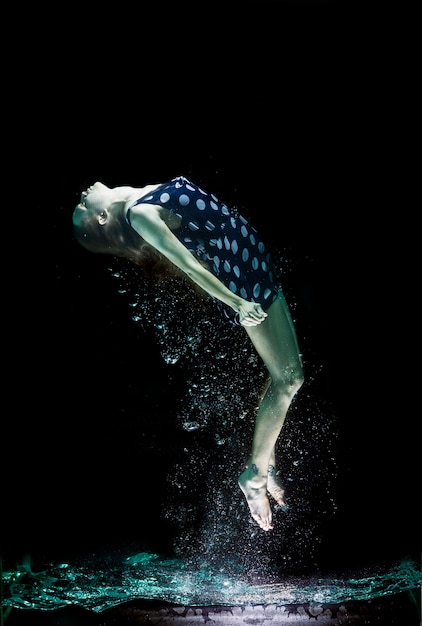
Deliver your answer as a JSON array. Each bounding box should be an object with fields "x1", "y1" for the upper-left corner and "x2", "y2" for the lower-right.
[{"x1": 5, "y1": 16, "x2": 419, "y2": 624}]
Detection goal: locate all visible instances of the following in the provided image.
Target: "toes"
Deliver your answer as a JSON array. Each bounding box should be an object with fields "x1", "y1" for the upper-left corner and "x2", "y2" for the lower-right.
[{"x1": 252, "y1": 513, "x2": 273, "y2": 531}]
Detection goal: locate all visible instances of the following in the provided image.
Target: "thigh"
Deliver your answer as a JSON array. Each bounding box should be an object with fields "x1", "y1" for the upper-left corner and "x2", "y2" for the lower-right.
[{"x1": 245, "y1": 292, "x2": 303, "y2": 381}]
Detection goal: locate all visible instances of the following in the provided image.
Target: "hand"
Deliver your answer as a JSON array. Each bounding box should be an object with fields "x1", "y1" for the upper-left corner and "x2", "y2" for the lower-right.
[{"x1": 238, "y1": 301, "x2": 268, "y2": 327}]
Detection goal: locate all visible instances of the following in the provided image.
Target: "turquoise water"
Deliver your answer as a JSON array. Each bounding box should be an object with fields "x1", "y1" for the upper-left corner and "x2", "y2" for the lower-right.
[{"x1": 2, "y1": 551, "x2": 420, "y2": 613}]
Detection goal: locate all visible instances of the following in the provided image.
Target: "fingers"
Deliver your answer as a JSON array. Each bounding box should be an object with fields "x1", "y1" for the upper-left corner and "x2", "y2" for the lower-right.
[
  {"x1": 241, "y1": 318, "x2": 261, "y2": 327},
  {"x1": 240, "y1": 308, "x2": 268, "y2": 327}
]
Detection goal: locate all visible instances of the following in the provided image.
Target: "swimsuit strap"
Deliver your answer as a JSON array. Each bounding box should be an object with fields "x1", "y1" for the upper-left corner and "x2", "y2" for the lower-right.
[{"x1": 126, "y1": 177, "x2": 188, "y2": 227}]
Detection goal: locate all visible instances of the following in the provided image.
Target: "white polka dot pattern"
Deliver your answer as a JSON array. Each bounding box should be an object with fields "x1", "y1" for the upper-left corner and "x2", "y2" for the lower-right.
[{"x1": 127, "y1": 175, "x2": 280, "y2": 325}]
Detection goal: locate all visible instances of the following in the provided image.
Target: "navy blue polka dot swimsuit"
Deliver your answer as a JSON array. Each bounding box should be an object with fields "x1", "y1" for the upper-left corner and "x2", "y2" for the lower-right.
[{"x1": 126, "y1": 175, "x2": 280, "y2": 326}]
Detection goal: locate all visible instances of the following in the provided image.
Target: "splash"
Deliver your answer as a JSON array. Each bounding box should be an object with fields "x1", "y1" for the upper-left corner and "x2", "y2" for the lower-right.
[
  {"x1": 100, "y1": 258, "x2": 340, "y2": 571},
  {"x1": 2, "y1": 552, "x2": 420, "y2": 613}
]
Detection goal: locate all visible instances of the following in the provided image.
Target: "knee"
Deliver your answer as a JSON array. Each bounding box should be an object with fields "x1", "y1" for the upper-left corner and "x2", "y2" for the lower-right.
[{"x1": 273, "y1": 364, "x2": 304, "y2": 400}]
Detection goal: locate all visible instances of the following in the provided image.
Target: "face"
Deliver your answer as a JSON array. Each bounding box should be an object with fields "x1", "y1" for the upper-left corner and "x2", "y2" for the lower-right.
[{"x1": 72, "y1": 181, "x2": 112, "y2": 228}]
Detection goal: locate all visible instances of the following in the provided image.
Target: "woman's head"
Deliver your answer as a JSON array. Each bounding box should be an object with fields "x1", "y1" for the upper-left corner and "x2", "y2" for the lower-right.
[{"x1": 73, "y1": 182, "x2": 130, "y2": 256}]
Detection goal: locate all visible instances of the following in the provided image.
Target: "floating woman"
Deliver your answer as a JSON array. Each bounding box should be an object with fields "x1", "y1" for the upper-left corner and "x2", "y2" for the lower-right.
[{"x1": 72, "y1": 175, "x2": 304, "y2": 531}]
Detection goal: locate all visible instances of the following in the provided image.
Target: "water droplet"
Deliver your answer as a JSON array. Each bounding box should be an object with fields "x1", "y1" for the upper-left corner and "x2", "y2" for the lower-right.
[
  {"x1": 182, "y1": 421, "x2": 201, "y2": 432},
  {"x1": 164, "y1": 355, "x2": 180, "y2": 365}
]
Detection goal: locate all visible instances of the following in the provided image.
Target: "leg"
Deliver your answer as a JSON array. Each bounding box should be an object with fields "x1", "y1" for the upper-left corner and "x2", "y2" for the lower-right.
[
  {"x1": 267, "y1": 447, "x2": 286, "y2": 507},
  {"x1": 238, "y1": 292, "x2": 304, "y2": 531},
  {"x1": 249, "y1": 382, "x2": 287, "y2": 507}
]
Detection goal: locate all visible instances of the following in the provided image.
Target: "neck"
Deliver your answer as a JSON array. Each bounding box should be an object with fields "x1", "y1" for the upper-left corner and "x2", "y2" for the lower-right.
[
  {"x1": 116, "y1": 183, "x2": 162, "y2": 207},
  {"x1": 113, "y1": 185, "x2": 138, "y2": 202}
]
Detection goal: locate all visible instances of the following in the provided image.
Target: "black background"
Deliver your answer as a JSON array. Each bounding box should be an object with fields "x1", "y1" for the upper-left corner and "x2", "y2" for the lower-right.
[{"x1": 2, "y1": 2, "x2": 419, "y2": 581}]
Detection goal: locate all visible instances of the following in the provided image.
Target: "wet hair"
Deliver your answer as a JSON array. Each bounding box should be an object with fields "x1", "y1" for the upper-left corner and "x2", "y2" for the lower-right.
[
  {"x1": 72, "y1": 206, "x2": 207, "y2": 291},
  {"x1": 73, "y1": 207, "x2": 134, "y2": 257}
]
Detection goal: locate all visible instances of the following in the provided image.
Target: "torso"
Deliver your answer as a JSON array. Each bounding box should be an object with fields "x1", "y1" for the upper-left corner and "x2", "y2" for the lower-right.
[{"x1": 125, "y1": 176, "x2": 280, "y2": 326}]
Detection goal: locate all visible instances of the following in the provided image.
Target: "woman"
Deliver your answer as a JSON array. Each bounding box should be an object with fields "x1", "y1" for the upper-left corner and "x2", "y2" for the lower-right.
[{"x1": 72, "y1": 175, "x2": 304, "y2": 531}]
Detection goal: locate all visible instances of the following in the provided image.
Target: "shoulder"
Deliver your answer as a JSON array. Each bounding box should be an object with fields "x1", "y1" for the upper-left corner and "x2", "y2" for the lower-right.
[{"x1": 129, "y1": 202, "x2": 181, "y2": 232}]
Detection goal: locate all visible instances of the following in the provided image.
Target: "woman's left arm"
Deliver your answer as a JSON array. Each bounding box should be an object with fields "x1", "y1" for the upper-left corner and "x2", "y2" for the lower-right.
[{"x1": 128, "y1": 203, "x2": 267, "y2": 326}]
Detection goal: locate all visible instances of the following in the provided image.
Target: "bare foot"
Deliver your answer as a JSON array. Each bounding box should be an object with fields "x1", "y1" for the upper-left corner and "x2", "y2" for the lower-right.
[
  {"x1": 267, "y1": 465, "x2": 287, "y2": 507},
  {"x1": 238, "y1": 465, "x2": 274, "y2": 531}
]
